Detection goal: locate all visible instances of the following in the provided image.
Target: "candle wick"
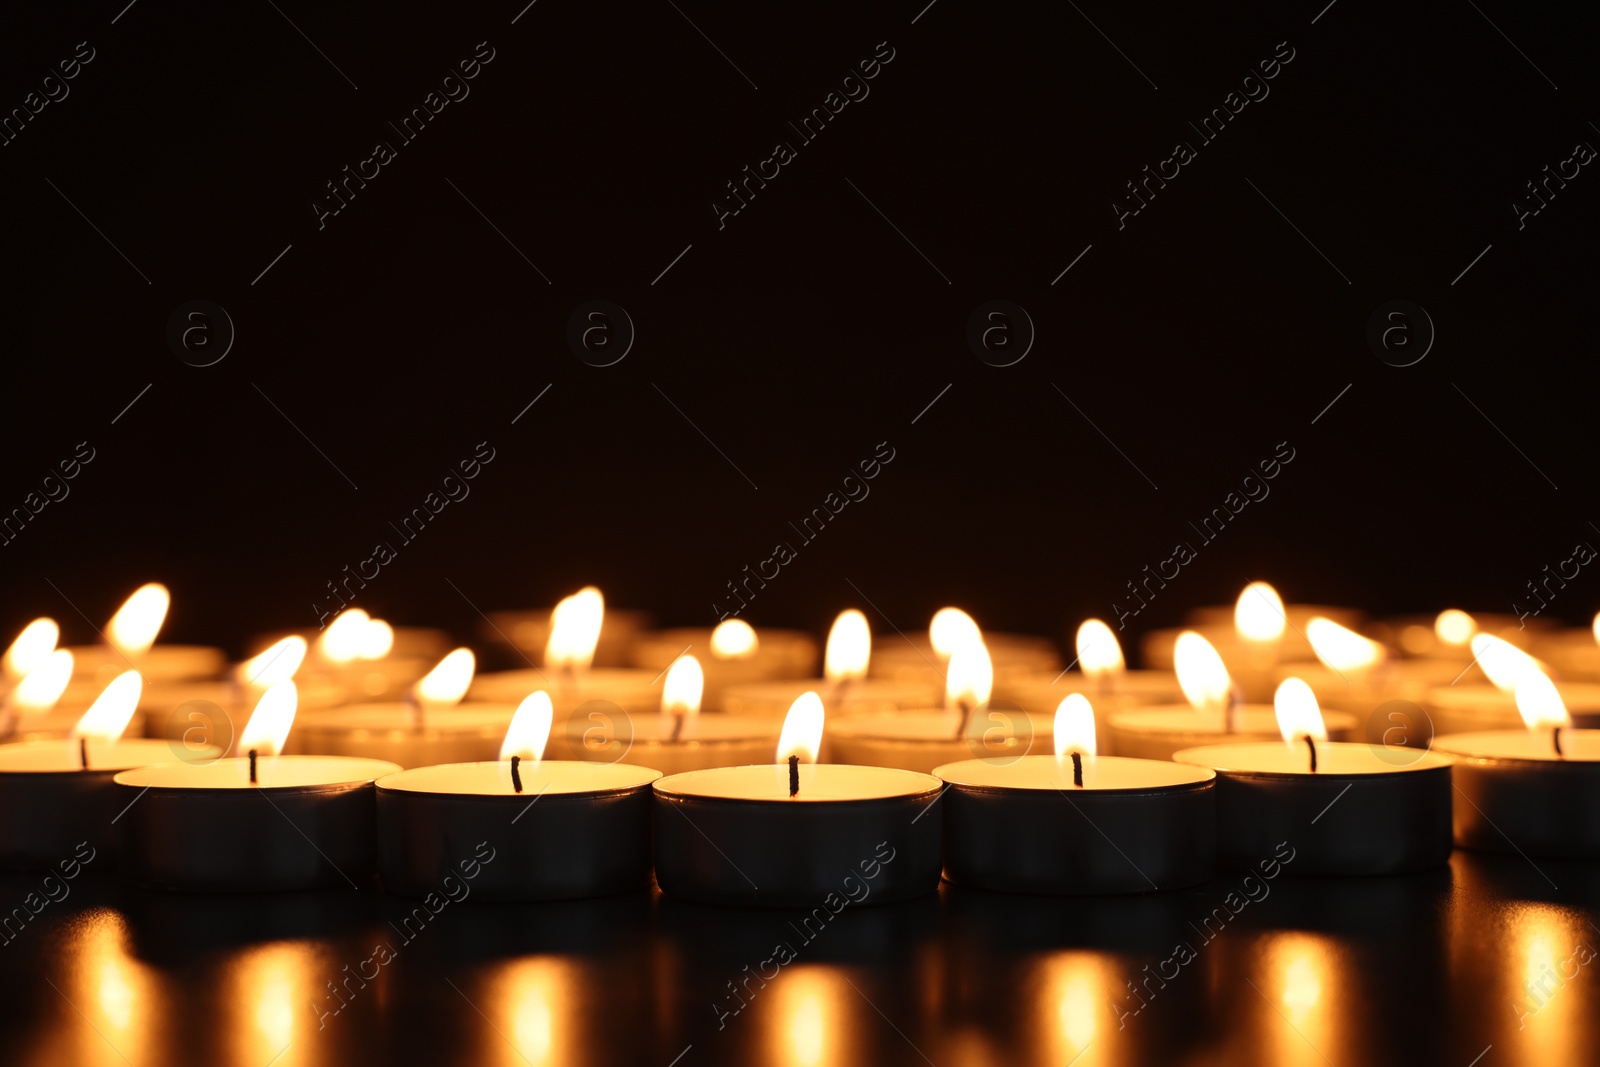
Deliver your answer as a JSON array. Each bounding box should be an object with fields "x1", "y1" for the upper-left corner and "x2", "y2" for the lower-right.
[
  {"x1": 249, "y1": 748, "x2": 259, "y2": 785},
  {"x1": 1303, "y1": 735, "x2": 1318, "y2": 773},
  {"x1": 670, "y1": 710, "x2": 685, "y2": 743},
  {"x1": 788, "y1": 754, "x2": 800, "y2": 797},
  {"x1": 954, "y1": 699, "x2": 973, "y2": 741},
  {"x1": 1071, "y1": 751, "x2": 1083, "y2": 788},
  {"x1": 510, "y1": 754, "x2": 523, "y2": 793},
  {"x1": 405, "y1": 692, "x2": 423, "y2": 730},
  {"x1": 1554, "y1": 726, "x2": 1565, "y2": 759},
  {"x1": 1225, "y1": 689, "x2": 1239, "y2": 734},
  {"x1": 79, "y1": 736, "x2": 89, "y2": 770}
]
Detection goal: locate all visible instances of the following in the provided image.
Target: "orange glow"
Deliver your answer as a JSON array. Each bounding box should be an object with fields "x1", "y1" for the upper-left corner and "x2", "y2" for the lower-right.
[
  {"x1": 12, "y1": 649, "x2": 74, "y2": 711},
  {"x1": 776, "y1": 691, "x2": 825, "y2": 763},
  {"x1": 945, "y1": 640, "x2": 994, "y2": 710},
  {"x1": 1235, "y1": 581, "x2": 1286, "y2": 642},
  {"x1": 1436, "y1": 609, "x2": 1477, "y2": 646},
  {"x1": 929, "y1": 607, "x2": 982, "y2": 658},
  {"x1": 1175, "y1": 631, "x2": 1232, "y2": 712},
  {"x1": 545, "y1": 587, "x2": 604, "y2": 670},
  {"x1": 358, "y1": 618, "x2": 395, "y2": 659},
  {"x1": 1515, "y1": 670, "x2": 1571, "y2": 731},
  {"x1": 710, "y1": 618, "x2": 758, "y2": 659},
  {"x1": 1306, "y1": 618, "x2": 1384, "y2": 673},
  {"x1": 1053, "y1": 694, "x2": 1097, "y2": 759},
  {"x1": 107, "y1": 583, "x2": 169, "y2": 656},
  {"x1": 240, "y1": 636, "x2": 307, "y2": 688},
  {"x1": 3, "y1": 617, "x2": 58, "y2": 678},
  {"x1": 319, "y1": 607, "x2": 371, "y2": 663},
  {"x1": 662, "y1": 655, "x2": 704, "y2": 718},
  {"x1": 417, "y1": 648, "x2": 475, "y2": 705},
  {"x1": 823, "y1": 610, "x2": 871, "y2": 683},
  {"x1": 500, "y1": 691, "x2": 554, "y2": 761},
  {"x1": 1274, "y1": 677, "x2": 1327, "y2": 743},
  {"x1": 1472, "y1": 634, "x2": 1545, "y2": 692},
  {"x1": 238, "y1": 679, "x2": 298, "y2": 755},
  {"x1": 72, "y1": 671, "x2": 142, "y2": 741},
  {"x1": 1075, "y1": 619, "x2": 1125, "y2": 680}
]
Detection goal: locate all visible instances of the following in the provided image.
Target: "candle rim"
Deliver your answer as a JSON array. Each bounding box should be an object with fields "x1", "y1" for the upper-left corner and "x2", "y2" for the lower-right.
[
  {"x1": 1172, "y1": 740, "x2": 1453, "y2": 776},
  {"x1": 1433, "y1": 729, "x2": 1600, "y2": 764},
  {"x1": 1111, "y1": 706, "x2": 1362, "y2": 729},
  {"x1": 653, "y1": 762, "x2": 942, "y2": 803},
  {"x1": 377, "y1": 759, "x2": 661, "y2": 797},
  {"x1": 0, "y1": 737, "x2": 221, "y2": 774},
  {"x1": 113, "y1": 754, "x2": 400, "y2": 791},
  {"x1": 933, "y1": 754, "x2": 1215, "y2": 793}
]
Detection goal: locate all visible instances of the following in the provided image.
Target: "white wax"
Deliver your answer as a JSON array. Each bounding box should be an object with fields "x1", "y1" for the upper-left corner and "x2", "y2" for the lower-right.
[
  {"x1": 1173, "y1": 740, "x2": 1451, "y2": 776},
  {"x1": 64, "y1": 644, "x2": 226, "y2": 683},
  {"x1": 294, "y1": 702, "x2": 517, "y2": 735},
  {"x1": 114, "y1": 755, "x2": 398, "y2": 789},
  {"x1": 627, "y1": 716, "x2": 777, "y2": 743},
  {"x1": 995, "y1": 669, "x2": 1182, "y2": 709},
  {"x1": 1434, "y1": 729, "x2": 1600, "y2": 763},
  {"x1": 378, "y1": 760, "x2": 660, "y2": 796},
  {"x1": 1110, "y1": 705, "x2": 1361, "y2": 738},
  {"x1": 654, "y1": 763, "x2": 940, "y2": 802},
  {"x1": 721, "y1": 678, "x2": 938, "y2": 718},
  {"x1": 469, "y1": 668, "x2": 660, "y2": 709},
  {"x1": 828, "y1": 709, "x2": 1048, "y2": 743},
  {"x1": 0, "y1": 738, "x2": 200, "y2": 773},
  {"x1": 933, "y1": 754, "x2": 1213, "y2": 792}
]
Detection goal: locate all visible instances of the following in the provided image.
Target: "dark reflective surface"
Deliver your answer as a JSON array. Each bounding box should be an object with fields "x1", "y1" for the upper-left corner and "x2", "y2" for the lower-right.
[{"x1": 0, "y1": 852, "x2": 1596, "y2": 1066}]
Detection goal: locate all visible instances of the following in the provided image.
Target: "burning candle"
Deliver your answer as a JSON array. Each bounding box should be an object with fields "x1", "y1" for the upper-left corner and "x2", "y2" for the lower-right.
[
  {"x1": 1435, "y1": 670, "x2": 1600, "y2": 858},
  {"x1": 1427, "y1": 634, "x2": 1600, "y2": 734},
  {"x1": 376, "y1": 691, "x2": 661, "y2": 901},
  {"x1": 0, "y1": 671, "x2": 216, "y2": 871},
  {"x1": 934, "y1": 694, "x2": 1215, "y2": 894},
  {"x1": 545, "y1": 654, "x2": 779, "y2": 773},
  {"x1": 1534, "y1": 611, "x2": 1600, "y2": 681},
  {"x1": 1173, "y1": 679, "x2": 1452, "y2": 875},
  {"x1": 867, "y1": 606, "x2": 1061, "y2": 688},
  {"x1": 991, "y1": 620, "x2": 1182, "y2": 742},
  {"x1": 482, "y1": 585, "x2": 649, "y2": 667},
  {"x1": 138, "y1": 636, "x2": 345, "y2": 745},
  {"x1": 64, "y1": 584, "x2": 225, "y2": 686},
  {"x1": 290, "y1": 648, "x2": 520, "y2": 767},
  {"x1": 290, "y1": 609, "x2": 433, "y2": 701},
  {"x1": 829, "y1": 641, "x2": 1046, "y2": 772},
  {"x1": 2, "y1": 617, "x2": 60, "y2": 685},
  {"x1": 1107, "y1": 632, "x2": 1358, "y2": 759},
  {"x1": 629, "y1": 619, "x2": 817, "y2": 712},
  {"x1": 471, "y1": 588, "x2": 661, "y2": 720},
  {"x1": 113, "y1": 679, "x2": 399, "y2": 891},
  {"x1": 2, "y1": 647, "x2": 80, "y2": 739},
  {"x1": 722, "y1": 610, "x2": 939, "y2": 718},
  {"x1": 1276, "y1": 618, "x2": 1462, "y2": 735},
  {"x1": 651, "y1": 693, "x2": 944, "y2": 907}
]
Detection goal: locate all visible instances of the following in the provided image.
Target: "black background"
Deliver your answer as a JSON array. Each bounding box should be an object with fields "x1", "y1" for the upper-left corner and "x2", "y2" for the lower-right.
[{"x1": 2, "y1": 0, "x2": 1596, "y2": 658}]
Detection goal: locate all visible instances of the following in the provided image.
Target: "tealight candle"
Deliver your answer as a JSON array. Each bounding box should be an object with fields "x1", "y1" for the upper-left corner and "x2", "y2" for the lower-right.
[
  {"x1": 629, "y1": 619, "x2": 817, "y2": 711},
  {"x1": 133, "y1": 636, "x2": 344, "y2": 744},
  {"x1": 1108, "y1": 631, "x2": 1358, "y2": 759},
  {"x1": 376, "y1": 692, "x2": 661, "y2": 900},
  {"x1": 1370, "y1": 609, "x2": 1537, "y2": 661},
  {"x1": 64, "y1": 583, "x2": 226, "y2": 685},
  {"x1": 1422, "y1": 634, "x2": 1600, "y2": 735},
  {"x1": 828, "y1": 642, "x2": 1048, "y2": 772},
  {"x1": 722, "y1": 609, "x2": 938, "y2": 718},
  {"x1": 1173, "y1": 679, "x2": 1452, "y2": 875},
  {"x1": 290, "y1": 649, "x2": 518, "y2": 767},
  {"x1": 545, "y1": 655, "x2": 780, "y2": 773},
  {"x1": 482, "y1": 585, "x2": 648, "y2": 667},
  {"x1": 651, "y1": 693, "x2": 944, "y2": 907},
  {"x1": 1534, "y1": 612, "x2": 1600, "y2": 681},
  {"x1": 1273, "y1": 617, "x2": 1463, "y2": 737},
  {"x1": 867, "y1": 606, "x2": 1060, "y2": 688},
  {"x1": 268, "y1": 609, "x2": 435, "y2": 701},
  {"x1": 1435, "y1": 670, "x2": 1600, "y2": 858},
  {"x1": 0, "y1": 672, "x2": 215, "y2": 871},
  {"x1": 113, "y1": 680, "x2": 398, "y2": 892},
  {"x1": 934, "y1": 694, "x2": 1215, "y2": 894},
  {"x1": 1, "y1": 647, "x2": 91, "y2": 740}
]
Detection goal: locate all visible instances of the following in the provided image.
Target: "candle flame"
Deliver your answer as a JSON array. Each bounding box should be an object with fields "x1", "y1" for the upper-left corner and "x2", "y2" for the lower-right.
[
  {"x1": 710, "y1": 618, "x2": 758, "y2": 659},
  {"x1": 240, "y1": 636, "x2": 307, "y2": 689},
  {"x1": 108, "y1": 584, "x2": 169, "y2": 656},
  {"x1": 318, "y1": 608, "x2": 371, "y2": 663},
  {"x1": 1305, "y1": 618, "x2": 1384, "y2": 672},
  {"x1": 238, "y1": 679, "x2": 298, "y2": 755},
  {"x1": 545, "y1": 587, "x2": 604, "y2": 670},
  {"x1": 776, "y1": 691, "x2": 825, "y2": 764},
  {"x1": 1053, "y1": 693, "x2": 1097, "y2": 759},
  {"x1": 1593, "y1": 611, "x2": 1600, "y2": 648},
  {"x1": 1075, "y1": 619, "x2": 1125, "y2": 680},
  {"x1": 662, "y1": 655, "x2": 704, "y2": 718},
  {"x1": 1470, "y1": 633, "x2": 1545, "y2": 692},
  {"x1": 929, "y1": 608, "x2": 982, "y2": 659},
  {"x1": 358, "y1": 618, "x2": 394, "y2": 660},
  {"x1": 1514, "y1": 670, "x2": 1570, "y2": 731},
  {"x1": 500, "y1": 691, "x2": 554, "y2": 761},
  {"x1": 944, "y1": 640, "x2": 994, "y2": 709},
  {"x1": 823, "y1": 610, "x2": 871, "y2": 684},
  {"x1": 1175, "y1": 631, "x2": 1232, "y2": 712},
  {"x1": 1435, "y1": 609, "x2": 1477, "y2": 646},
  {"x1": 14, "y1": 649, "x2": 75, "y2": 711},
  {"x1": 1273, "y1": 678, "x2": 1327, "y2": 744},
  {"x1": 417, "y1": 648, "x2": 475, "y2": 705},
  {"x1": 1235, "y1": 581, "x2": 1286, "y2": 642},
  {"x1": 72, "y1": 671, "x2": 143, "y2": 742},
  {"x1": 3, "y1": 617, "x2": 58, "y2": 678}
]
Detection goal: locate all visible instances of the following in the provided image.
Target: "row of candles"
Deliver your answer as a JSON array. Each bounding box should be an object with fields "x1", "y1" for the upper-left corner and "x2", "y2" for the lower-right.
[{"x1": 0, "y1": 581, "x2": 1593, "y2": 905}]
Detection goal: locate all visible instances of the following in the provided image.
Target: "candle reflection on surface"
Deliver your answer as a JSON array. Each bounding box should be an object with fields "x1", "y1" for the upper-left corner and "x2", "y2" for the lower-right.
[
  {"x1": 1508, "y1": 905, "x2": 1585, "y2": 1063},
  {"x1": 492, "y1": 959, "x2": 573, "y2": 1067},
  {"x1": 1260, "y1": 934, "x2": 1337, "y2": 1064},
  {"x1": 54, "y1": 910, "x2": 154, "y2": 1067},
  {"x1": 229, "y1": 942, "x2": 315, "y2": 1067},
  {"x1": 1031, "y1": 953, "x2": 1111, "y2": 1066},
  {"x1": 766, "y1": 968, "x2": 838, "y2": 1067}
]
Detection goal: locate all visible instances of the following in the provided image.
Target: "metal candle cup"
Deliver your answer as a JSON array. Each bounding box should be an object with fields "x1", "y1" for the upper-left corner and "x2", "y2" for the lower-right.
[
  {"x1": 652, "y1": 764, "x2": 944, "y2": 908},
  {"x1": 1172, "y1": 741, "x2": 1453, "y2": 875},
  {"x1": 934, "y1": 755, "x2": 1215, "y2": 895},
  {"x1": 112, "y1": 755, "x2": 399, "y2": 892},
  {"x1": 1106, "y1": 705, "x2": 1360, "y2": 760},
  {"x1": 287, "y1": 703, "x2": 516, "y2": 767},
  {"x1": 0, "y1": 737, "x2": 212, "y2": 872},
  {"x1": 1434, "y1": 729, "x2": 1600, "y2": 858},
  {"x1": 376, "y1": 761, "x2": 661, "y2": 901}
]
